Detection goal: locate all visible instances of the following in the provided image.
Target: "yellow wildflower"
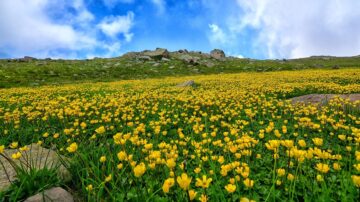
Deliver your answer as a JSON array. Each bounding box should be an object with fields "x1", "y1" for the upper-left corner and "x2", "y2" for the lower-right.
[
  {"x1": 195, "y1": 175, "x2": 212, "y2": 188},
  {"x1": 66, "y1": 142, "x2": 78, "y2": 153},
  {"x1": 177, "y1": 173, "x2": 192, "y2": 190},
  {"x1": 133, "y1": 163, "x2": 146, "y2": 177},
  {"x1": 351, "y1": 175, "x2": 360, "y2": 187},
  {"x1": 225, "y1": 183, "x2": 236, "y2": 193},
  {"x1": 162, "y1": 178, "x2": 175, "y2": 193},
  {"x1": 105, "y1": 174, "x2": 112, "y2": 182},
  {"x1": 100, "y1": 156, "x2": 106, "y2": 163},
  {"x1": 243, "y1": 178, "x2": 254, "y2": 188},
  {"x1": 315, "y1": 163, "x2": 330, "y2": 173},
  {"x1": 95, "y1": 126, "x2": 106, "y2": 134},
  {"x1": 188, "y1": 189, "x2": 197, "y2": 201},
  {"x1": 10, "y1": 142, "x2": 18, "y2": 149},
  {"x1": 12, "y1": 151, "x2": 22, "y2": 159},
  {"x1": 277, "y1": 168, "x2": 286, "y2": 176}
]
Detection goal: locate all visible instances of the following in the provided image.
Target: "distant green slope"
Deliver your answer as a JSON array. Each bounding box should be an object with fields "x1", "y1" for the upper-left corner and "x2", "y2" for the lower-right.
[{"x1": 1, "y1": 50, "x2": 360, "y2": 88}]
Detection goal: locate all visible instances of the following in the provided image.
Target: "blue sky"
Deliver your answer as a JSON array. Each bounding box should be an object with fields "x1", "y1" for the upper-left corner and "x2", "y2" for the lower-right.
[{"x1": 1, "y1": 0, "x2": 360, "y2": 59}]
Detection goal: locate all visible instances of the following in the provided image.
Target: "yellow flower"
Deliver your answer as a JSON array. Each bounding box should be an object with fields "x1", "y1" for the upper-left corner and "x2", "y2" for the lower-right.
[
  {"x1": 276, "y1": 180, "x2": 282, "y2": 186},
  {"x1": 315, "y1": 163, "x2": 330, "y2": 173},
  {"x1": 338, "y1": 135, "x2": 346, "y2": 141},
  {"x1": 240, "y1": 197, "x2": 256, "y2": 202},
  {"x1": 240, "y1": 197, "x2": 250, "y2": 202},
  {"x1": 19, "y1": 146, "x2": 29, "y2": 152},
  {"x1": 298, "y1": 139, "x2": 306, "y2": 148},
  {"x1": 117, "y1": 163, "x2": 123, "y2": 169},
  {"x1": 105, "y1": 174, "x2": 112, "y2": 182},
  {"x1": 12, "y1": 151, "x2": 22, "y2": 159},
  {"x1": 10, "y1": 142, "x2": 18, "y2": 149},
  {"x1": 66, "y1": 142, "x2": 78, "y2": 153},
  {"x1": 188, "y1": 190, "x2": 197, "y2": 201},
  {"x1": 351, "y1": 175, "x2": 360, "y2": 187},
  {"x1": 0, "y1": 145, "x2": 4, "y2": 153},
  {"x1": 95, "y1": 126, "x2": 106, "y2": 134},
  {"x1": 80, "y1": 122, "x2": 87, "y2": 129},
  {"x1": 53, "y1": 133, "x2": 60, "y2": 139},
  {"x1": 133, "y1": 163, "x2": 146, "y2": 177},
  {"x1": 277, "y1": 168, "x2": 286, "y2": 176},
  {"x1": 200, "y1": 194, "x2": 208, "y2": 202},
  {"x1": 86, "y1": 184, "x2": 93, "y2": 191},
  {"x1": 162, "y1": 178, "x2": 175, "y2": 193},
  {"x1": 195, "y1": 175, "x2": 212, "y2": 188},
  {"x1": 166, "y1": 158, "x2": 176, "y2": 169},
  {"x1": 100, "y1": 156, "x2": 106, "y2": 163},
  {"x1": 316, "y1": 174, "x2": 323, "y2": 182},
  {"x1": 243, "y1": 178, "x2": 254, "y2": 188},
  {"x1": 177, "y1": 173, "x2": 192, "y2": 190},
  {"x1": 287, "y1": 174, "x2": 295, "y2": 181},
  {"x1": 353, "y1": 164, "x2": 360, "y2": 172},
  {"x1": 333, "y1": 163, "x2": 341, "y2": 171},
  {"x1": 117, "y1": 151, "x2": 127, "y2": 161},
  {"x1": 312, "y1": 138, "x2": 323, "y2": 146},
  {"x1": 225, "y1": 183, "x2": 236, "y2": 193},
  {"x1": 194, "y1": 167, "x2": 201, "y2": 174},
  {"x1": 42, "y1": 132, "x2": 49, "y2": 138}
]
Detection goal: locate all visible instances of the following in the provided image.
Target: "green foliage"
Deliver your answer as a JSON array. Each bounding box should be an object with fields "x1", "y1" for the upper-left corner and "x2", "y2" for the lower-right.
[
  {"x1": 1, "y1": 55, "x2": 360, "y2": 88},
  {"x1": 0, "y1": 167, "x2": 62, "y2": 201}
]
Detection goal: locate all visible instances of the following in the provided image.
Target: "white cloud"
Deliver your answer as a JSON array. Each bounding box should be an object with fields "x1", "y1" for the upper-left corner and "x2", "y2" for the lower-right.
[
  {"x1": 98, "y1": 12, "x2": 135, "y2": 39},
  {"x1": 236, "y1": 0, "x2": 360, "y2": 58},
  {"x1": 208, "y1": 24, "x2": 229, "y2": 44},
  {"x1": 0, "y1": 0, "x2": 135, "y2": 58},
  {"x1": 0, "y1": 0, "x2": 97, "y2": 58}
]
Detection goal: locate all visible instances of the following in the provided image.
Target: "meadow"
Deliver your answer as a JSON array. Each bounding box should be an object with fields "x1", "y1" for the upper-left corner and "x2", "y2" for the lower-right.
[{"x1": 0, "y1": 68, "x2": 360, "y2": 201}]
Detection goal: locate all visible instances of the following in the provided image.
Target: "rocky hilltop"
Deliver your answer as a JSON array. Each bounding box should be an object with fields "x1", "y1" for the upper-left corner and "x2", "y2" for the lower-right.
[{"x1": 121, "y1": 48, "x2": 228, "y2": 67}]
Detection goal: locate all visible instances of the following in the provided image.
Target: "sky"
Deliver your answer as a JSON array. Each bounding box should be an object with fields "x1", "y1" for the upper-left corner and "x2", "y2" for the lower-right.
[{"x1": 1, "y1": 0, "x2": 360, "y2": 59}]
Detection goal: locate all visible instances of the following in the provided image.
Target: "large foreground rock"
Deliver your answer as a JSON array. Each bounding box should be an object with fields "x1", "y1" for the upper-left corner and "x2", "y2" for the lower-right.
[
  {"x1": 0, "y1": 144, "x2": 71, "y2": 192},
  {"x1": 24, "y1": 187, "x2": 74, "y2": 202},
  {"x1": 290, "y1": 94, "x2": 360, "y2": 106}
]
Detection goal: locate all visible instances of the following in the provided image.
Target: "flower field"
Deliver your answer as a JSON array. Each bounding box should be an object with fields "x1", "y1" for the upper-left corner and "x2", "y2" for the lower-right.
[{"x1": 1, "y1": 69, "x2": 360, "y2": 201}]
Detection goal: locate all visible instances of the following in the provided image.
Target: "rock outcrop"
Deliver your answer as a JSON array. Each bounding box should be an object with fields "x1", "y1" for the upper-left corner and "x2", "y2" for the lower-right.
[
  {"x1": 210, "y1": 49, "x2": 225, "y2": 60},
  {"x1": 143, "y1": 48, "x2": 170, "y2": 60}
]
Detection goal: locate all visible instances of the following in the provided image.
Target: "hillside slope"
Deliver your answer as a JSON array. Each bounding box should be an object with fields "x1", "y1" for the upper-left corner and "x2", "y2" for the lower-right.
[{"x1": 1, "y1": 48, "x2": 360, "y2": 88}]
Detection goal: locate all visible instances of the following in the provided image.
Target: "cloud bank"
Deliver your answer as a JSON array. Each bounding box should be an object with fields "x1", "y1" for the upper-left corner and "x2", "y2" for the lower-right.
[
  {"x1": 0, "y1": 0, "x2": 135, "y2": 58},
  {"x1": 235, "y1": 0, "x2": 360, "y2": 58}
]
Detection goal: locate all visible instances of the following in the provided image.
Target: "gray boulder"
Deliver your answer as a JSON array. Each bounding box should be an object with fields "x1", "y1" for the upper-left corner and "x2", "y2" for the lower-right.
[
  {"x1": 177, "y1": 80, "x2": 195, "y2": 87},
  {"x1": 179, "y1": 55, "x2": 199, "y2": 65},
  {"x1": 210, "y1": 49, "x2": 225, "y2": 60},
  {"x1": 24, "y1": 187, "x2": 74, "y2": 202}
]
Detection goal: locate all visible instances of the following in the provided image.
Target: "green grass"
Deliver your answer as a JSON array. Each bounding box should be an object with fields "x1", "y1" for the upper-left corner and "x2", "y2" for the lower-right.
[
  {"x1": 1, "y1": 54, "x2": 360, "y2": 88},
  {"x1": 0, "y1": 167, "x2": 62, "y2": 201}
]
